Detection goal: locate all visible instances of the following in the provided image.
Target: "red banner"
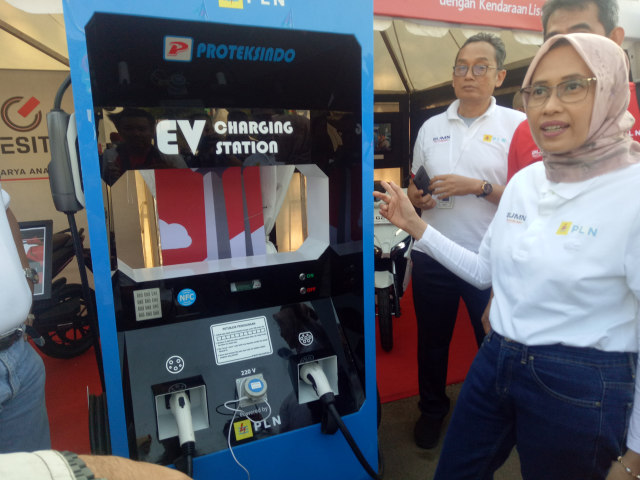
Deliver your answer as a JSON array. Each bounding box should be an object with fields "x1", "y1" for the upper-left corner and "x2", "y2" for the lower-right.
[{"x1": 374, "y1": 0, "x2": 544, "y2": 32}]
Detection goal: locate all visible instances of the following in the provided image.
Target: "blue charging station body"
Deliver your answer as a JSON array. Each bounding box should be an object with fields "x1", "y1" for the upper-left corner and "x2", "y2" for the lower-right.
[{"x1": 62, "y1": 1, "x2": 374, "y2": 478}]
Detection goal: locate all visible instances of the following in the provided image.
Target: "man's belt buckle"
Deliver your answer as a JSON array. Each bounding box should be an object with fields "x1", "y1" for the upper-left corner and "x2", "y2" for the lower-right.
[{"x1": 0, "y1": 328, "x2": 24, "y2": 351}]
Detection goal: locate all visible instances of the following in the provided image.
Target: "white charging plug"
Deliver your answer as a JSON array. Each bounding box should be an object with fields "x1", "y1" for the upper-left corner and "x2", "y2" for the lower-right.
[
  {"x1": 300, "y1": 362, "x2": 333, "y2": 398},
  {"x1": 169, "y1": 391, "x2": 195, "y2": 446}
]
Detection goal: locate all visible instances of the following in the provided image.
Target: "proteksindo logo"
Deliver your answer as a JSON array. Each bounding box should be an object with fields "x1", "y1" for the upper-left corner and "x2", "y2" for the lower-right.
[{"x1": 164, "y1": 36, "x2": 193, "y2": 62}]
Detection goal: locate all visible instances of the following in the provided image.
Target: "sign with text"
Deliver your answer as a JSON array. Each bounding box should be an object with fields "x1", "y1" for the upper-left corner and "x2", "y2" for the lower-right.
[
  {"x1": 374, "y1": 0, "x2": 543, "y2": 31},
  {"x1": 0, "y1": 70, "x2": 73, "y2": 181}
]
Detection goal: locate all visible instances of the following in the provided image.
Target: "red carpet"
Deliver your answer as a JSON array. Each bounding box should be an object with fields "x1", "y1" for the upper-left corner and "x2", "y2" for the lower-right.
[
  {"x1": 36, "y1": 342, "x2": 101, "y2": 454},
  {"x1": 376, "y1": 281, "x2": 479, "y2": 404}
]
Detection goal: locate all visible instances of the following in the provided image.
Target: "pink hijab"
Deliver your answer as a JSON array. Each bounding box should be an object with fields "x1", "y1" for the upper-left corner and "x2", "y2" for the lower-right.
[{"x1": 522, "y1": 33, "x2": 640, "y2": 182}]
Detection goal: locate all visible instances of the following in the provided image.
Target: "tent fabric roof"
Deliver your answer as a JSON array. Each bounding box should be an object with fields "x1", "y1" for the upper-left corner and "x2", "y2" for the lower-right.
[
  {"x1": 0, "y1": 0, "x2": 67, "y2": 70},
  {"x1": 3, "y1": 0, "x2": 639, "y2": 92},
  {"x1": 374, "y1": 17, "x2": 541, "y2": 94}
]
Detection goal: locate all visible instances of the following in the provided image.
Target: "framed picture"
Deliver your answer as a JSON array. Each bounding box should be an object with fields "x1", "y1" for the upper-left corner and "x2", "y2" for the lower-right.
[
  {"x1": 374, "y1": 122, "x2": 392, "y2": 152},
  {"x1": 19, "y1": 220, "x2": 53, "y2": 300}
]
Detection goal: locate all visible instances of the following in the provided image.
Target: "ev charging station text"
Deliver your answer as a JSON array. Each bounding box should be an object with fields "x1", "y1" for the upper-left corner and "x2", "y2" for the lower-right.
[{"x1": 157, "y1": 119, "x2": 295, "y2": 157}]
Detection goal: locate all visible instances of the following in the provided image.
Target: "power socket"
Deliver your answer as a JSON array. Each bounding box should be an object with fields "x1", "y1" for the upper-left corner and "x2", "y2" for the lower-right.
[{"x1": 235, "y1": 373, "x2": 267, "y2": 407}]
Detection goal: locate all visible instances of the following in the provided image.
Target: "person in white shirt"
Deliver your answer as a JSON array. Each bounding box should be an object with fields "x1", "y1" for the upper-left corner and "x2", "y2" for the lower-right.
[
  {"x1": 407, "y1": 32, "x2": 525, "y2": 448},
  {"x1": 374, "y1": 33, "x2": 640, "y2": 479},
  {"x1": 0, "y1": 184, "x2": 50, "y2": 452}
]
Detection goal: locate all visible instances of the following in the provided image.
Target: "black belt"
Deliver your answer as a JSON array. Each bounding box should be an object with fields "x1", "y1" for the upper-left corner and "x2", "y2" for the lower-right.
[{"x1": 0, "y1": 329, "x2": 23, "y2": 351}]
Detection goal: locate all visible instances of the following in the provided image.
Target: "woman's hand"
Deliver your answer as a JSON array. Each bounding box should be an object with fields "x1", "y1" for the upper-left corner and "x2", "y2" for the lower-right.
[
  {"x1": 373, "y1": 181, "x2": 427, "y2": 240},
  {"x1": 606, "y1": 450, "x2": 640, "y2": 480}
]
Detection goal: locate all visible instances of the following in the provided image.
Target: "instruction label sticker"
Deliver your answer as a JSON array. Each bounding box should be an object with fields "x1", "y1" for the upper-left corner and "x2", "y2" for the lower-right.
[{"x1": 210, "y1": 316, "x2": 273, "y2": 365}]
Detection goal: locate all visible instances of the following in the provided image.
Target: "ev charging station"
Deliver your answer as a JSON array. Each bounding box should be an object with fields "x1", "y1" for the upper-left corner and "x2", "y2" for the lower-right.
[{"x1": 62, "y1": 0, "x2": 375, "y2": 478}]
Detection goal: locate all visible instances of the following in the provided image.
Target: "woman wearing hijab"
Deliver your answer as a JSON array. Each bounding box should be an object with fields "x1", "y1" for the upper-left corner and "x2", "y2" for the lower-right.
[{"x1": 374, "y1": 33, "x2": 640, "y2": 479}]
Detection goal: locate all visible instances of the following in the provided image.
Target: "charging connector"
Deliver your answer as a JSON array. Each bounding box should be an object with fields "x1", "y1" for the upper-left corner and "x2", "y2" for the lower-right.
[
  {"x1": 299, "y1": 361, "x2": 381, "y2": 480},
  {"x1": 300, "y1": 362, "x2": 333, "y2": 400},
  {"x1": 170, "y1": 391, "x2": 195, "y2": 478}
]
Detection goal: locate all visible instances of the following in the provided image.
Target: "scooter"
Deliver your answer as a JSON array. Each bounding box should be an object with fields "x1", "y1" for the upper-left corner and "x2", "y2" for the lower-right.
[
  {"x1": 30, "y1": 228, "x2": 95, "y2": 359},
  {"x1": 374, "y1": 182, "x2": 411, "y2": 352}
]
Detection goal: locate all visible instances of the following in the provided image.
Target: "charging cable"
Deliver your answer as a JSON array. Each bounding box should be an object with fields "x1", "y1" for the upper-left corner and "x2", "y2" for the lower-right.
[
  {"x1": 300, "y1": 362, "x2": 382, "y2": 480},
  {"x1": 223, "y1": 396, "x2": 272, "y2": 480},
  {"x1": 169, "y1": 391, "x2": 195, "y2": 478}
]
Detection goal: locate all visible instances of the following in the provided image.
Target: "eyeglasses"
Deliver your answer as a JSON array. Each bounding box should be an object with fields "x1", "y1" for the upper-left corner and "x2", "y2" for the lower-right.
[
  {"x1": 520, "y1": 77, "x2": 597, "y2": 108},
  {"x1": 452, "y1": 64, "x2": 498, "y2": 77}
]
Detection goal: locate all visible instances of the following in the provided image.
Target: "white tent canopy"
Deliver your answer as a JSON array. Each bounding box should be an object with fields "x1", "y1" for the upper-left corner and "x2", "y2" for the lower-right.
[
  {"x1": 375, "y1": 0, "x2": 640, "y2": 95},
  {"x1": 2, "y1": 0, "x2": 639, "y2": 91},
  {"x1": 0, "y1": 0, "x2": 67, "y2": 70},
  {"x1": 374, "y1": 17, "x2": 542, "y2": 94}
]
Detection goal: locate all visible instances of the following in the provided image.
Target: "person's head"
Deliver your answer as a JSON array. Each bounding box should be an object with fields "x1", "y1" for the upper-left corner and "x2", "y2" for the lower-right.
[
  {"x1": 452, "y1": 33, "x2": 507, "y2": 107},
  {"x1": 542, "y1": 0, "x2": 624, "y2": 44},
  {"x1": 521, "y1": 33, "x2": 634, "y2": 181},
  {"x1": 108, "y1": 108, "x2": 155, "y2": 151},
  {"x1": 512, "y1": 90, "x2": 525, "y2": 112}
]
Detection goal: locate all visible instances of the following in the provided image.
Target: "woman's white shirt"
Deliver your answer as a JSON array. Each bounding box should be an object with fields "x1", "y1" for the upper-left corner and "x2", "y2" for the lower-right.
[
  {"x1": 420, "y1": 160, "x2": 640, "y2": 352},
  {"x1": 416, "y1": 160, "x2": 640, "y2": 450}
]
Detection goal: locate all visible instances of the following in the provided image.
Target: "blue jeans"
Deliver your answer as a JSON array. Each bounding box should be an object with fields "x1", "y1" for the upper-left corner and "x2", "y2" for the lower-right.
[
  {"x1": 411, "y1": 251, "x2": 491, "y2": 419},
  {"x1": 0, "y1": 337, "x2": 50, "y2": 452},
  {"x1": 435, "y1": 331, "x2": 636, "y2": 480}
]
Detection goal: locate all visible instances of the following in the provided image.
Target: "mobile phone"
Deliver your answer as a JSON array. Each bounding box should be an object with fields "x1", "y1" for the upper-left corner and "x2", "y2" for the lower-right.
[{"x1": 413, "y1": 166, "x2": 432, "y2": 196}]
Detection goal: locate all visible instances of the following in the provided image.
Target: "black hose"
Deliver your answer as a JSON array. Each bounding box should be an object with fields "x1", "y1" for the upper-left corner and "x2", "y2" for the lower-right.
[
  {"x1": 325, "y1": 402, "x2": 382, "y2": 480},
  {"x1": 186, "y1": 454, "x2": 193, "y2": 478},
  {"x1": 181, "y1": 441, "x2": 195, "y2": 478}
]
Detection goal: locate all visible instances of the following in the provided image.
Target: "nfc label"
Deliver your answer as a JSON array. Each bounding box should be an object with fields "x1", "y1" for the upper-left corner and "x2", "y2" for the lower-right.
[{"x1": 177, "y1": 288, "x2": 196, "y2": 307}]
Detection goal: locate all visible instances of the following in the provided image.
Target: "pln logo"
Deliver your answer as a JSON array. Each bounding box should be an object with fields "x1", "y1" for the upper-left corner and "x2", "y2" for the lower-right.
[
  {"x1": 164, "y1": 36, "x2": 193, "y2": 62},
  {"x1": 234, "y1": 419, "x2": 253, "y2": 440},
  {"x1": 219, "y1": 0, "x2": 244, "y2": 8}
]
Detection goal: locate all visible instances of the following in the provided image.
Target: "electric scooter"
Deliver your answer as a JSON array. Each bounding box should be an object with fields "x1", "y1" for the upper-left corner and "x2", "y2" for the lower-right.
[
  {"x1": 374, "y1": 182, "x2": 411, "y2": 352},
  {"x1": 30, "y1": 228, "x2": 95, "y2": 359}
]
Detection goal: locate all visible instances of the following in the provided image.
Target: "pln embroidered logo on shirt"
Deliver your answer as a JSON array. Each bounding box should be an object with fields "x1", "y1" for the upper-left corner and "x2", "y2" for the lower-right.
[
  {"x1": 556, "y1": 221, "x2": 598, "y2": 237},
  {"x1": 556, "y1": 221, "x2": 572, "y2": 235},
  {"x1": 482, "y1": 134, "x2": 507, "y2": 144},
  {"x1": 432, "y1": 135, "x2": 450, "y2": 144}
]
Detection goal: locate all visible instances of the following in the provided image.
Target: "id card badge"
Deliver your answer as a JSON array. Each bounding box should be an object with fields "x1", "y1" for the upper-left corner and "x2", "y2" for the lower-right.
[{"x1": 436, "y1": 197, "x2": 454, "y2": 209}]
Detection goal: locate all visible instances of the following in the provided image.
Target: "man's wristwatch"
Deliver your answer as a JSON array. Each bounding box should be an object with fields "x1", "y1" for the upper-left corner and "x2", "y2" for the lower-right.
[
  {"x1": 477, "y1": 180, "x2": 493, "y2": 198},
  {"x1": 60, "y1": 451, "x2": 105, "y2": 480},
  {"x1": 24, "y1": 267, "x2": 39, "y2": 284}
]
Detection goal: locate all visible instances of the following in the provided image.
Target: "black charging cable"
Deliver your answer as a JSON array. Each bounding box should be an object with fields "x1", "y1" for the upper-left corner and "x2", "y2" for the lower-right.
[{"x1": 301, "y1": 363, "x2": 382, "y2": 480}]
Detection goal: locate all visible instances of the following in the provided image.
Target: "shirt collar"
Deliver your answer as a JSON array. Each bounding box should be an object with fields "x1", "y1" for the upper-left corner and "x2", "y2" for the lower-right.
[
  {"x1": 446, "y1": 96, "x2": 497, "y2": 122},
  {"x1": 541, "y1": 175, "x2": 599, "y2": 200}
]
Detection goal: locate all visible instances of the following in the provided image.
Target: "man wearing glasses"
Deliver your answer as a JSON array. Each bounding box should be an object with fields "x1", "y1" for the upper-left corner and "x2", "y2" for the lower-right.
[
  {"x1": 506, "y1": 0, "x2": 640, "y2": 181},
  {"x1": 407, "y1": 33, "x2": 525, "y2": 449}
]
